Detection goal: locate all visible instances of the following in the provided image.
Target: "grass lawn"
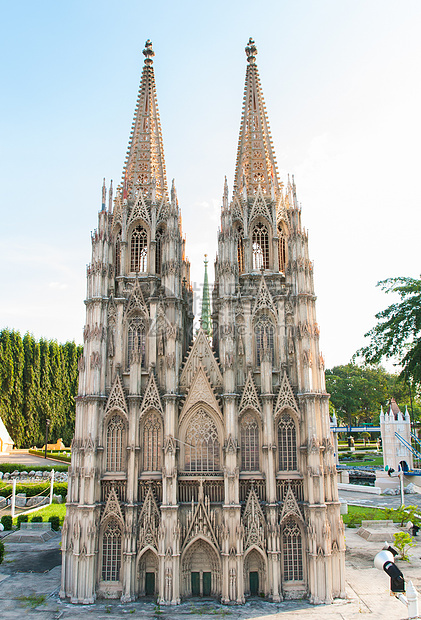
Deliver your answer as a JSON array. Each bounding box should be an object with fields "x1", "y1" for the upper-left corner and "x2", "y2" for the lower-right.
[
  {"x1": 342, "y1": 504, "x2": 401, "y2": 527},
  {"x1": 12, "y1": 503, "x2": 66, "y2": 527}
]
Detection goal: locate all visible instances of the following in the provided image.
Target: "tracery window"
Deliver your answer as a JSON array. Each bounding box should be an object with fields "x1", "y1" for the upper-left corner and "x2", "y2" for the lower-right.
[
  {"x1": 236, "y1": 227, "x2": 244, "y2": 274},
  {"x1": 254, "y1": 314, "x2": 274, "y2": 365},
  {"x1": 130, "y1": 225, "x2": 148, "y2": 272},
  {"x1": 278, "y1": 412, "x2": 297, "y2": 471},
  {"x1": 184, "y1": 408, "x2": 220, "y2": 472},
  {"x1": 127, "y1": 317, "x2": 146, "y2": 367},
  {"x1": 115, "y1": 232, "x2": 121, "y2": 277},
  {"x1": 282, "y1": 517, "x2": 303, "y2": 581},
  {"x1": 101, "y1": 518, "x2": 122, "y2": 582},
  {"x1": 240, "y1": 413, "x2": 259, "y2": 471},
  {"x1": 155, "y1": 227, "x2": 164, "y2": 275},
  {"x1": 142, "y1": 412, "x2": 162, "y2": 472},
  {"x1": 252, "y1": 222, "x2": 269, "y2": 270},
  {"x1": 106, "y1": 414, "x2": 126, "y2": 472},
  {"x1": 278, "y1": 226, "x2": 286, "y2": 273}
]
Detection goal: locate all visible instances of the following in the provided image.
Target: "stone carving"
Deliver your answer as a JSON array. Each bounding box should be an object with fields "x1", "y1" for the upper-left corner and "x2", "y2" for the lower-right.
[
  {"x1": 279, "y1": 484, "x2": 303, "y2": 523},
  {"x1": 125, "y1": 282, "x2": 148, "y2": 318},
  {"x1": 239, "y1": 371, "x2": 261, "y2": 416},
  {"x1": 137, "y1": 486, "x2": 160, "y2": 550},
  {"x1": 180, "y1": 328, "x2": 223, "y2": 389},
  {"x1": 105, "y1": 374, "x2": 128, "y2": 415},
  {"x1": 252, "y1": 275, "x2": 277, "y2": 316},
  {"x1": 274, "y1": 371, "x2": 300, "y2": 419},
  {"x1": 140, "y1": 372, "x2": 163, "y2": 416},
  {"x1": 242, "y1": 487, "x2": 266, "y2": 550},
  {"x1": 179, "y1": 365, "x2": 222, "y2": 425},
  {"x1": 100, "y1": 486, "x2": 124, "y2": 525}
]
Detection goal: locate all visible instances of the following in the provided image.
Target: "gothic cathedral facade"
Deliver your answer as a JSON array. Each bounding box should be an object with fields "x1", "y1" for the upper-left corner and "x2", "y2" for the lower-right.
[{"x1": 60, "y1": 39, "x2": 345, "y2": 605}]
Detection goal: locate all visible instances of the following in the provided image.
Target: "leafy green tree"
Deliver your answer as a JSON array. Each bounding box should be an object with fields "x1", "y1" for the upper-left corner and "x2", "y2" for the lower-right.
[
  {"x1": 325, "y1": 363, "x2": 420, "y2": 426},
  {"x1": 0, "y1": 329, "x2": 82, "y2": 447},
  {"x1": 357, "y1": 277, "x2": 421, "y2": 388}
]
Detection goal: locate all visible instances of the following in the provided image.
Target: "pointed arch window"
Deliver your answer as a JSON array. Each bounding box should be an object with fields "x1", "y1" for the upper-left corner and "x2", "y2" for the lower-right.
[
  {"x1": 278, "y1": 226, "x2": 286, "y2": 274},
  {"x1": 142, "y1": 412, "x2": 162, "y2": 472},
  {"x1": 184, "y1": 408, "x2": 220, "y2": 472},
  {"x1": 278, "y1": 412, "x2": 297, "y2": 471},
  {"x1": 240, "y1": 413, "x2": 259, "y2": 471},
  {"x1": 155, "y1": 227, "x2": 164, "y2": 275},
  {"x1": 254, "y1": 314, "x2": 274, "y2": 365},
  {"x1": 252, "y1": 222, "x2": 269, "y2": 270},
  {"x1": 101, "y1": 518, "x2": 122, "y2": 582},
  {"x1": 106, "y1": 414, "x2": 126, "y2": 472},
  {"x1": 282, "y1": 517, "x2": 303, "y2": 581},
  {"x1": 131, "y1": 225, "x2": 148, "y2": 272},
  {"x1": 127, "y1": 316, "x2": 146, "y2": 367},
  {"x1": 236, "y1": 226, "x2": 244, "y2": 274},
  {"x1": 115, "y1": 231, "x2": 122, "y2": 277}
]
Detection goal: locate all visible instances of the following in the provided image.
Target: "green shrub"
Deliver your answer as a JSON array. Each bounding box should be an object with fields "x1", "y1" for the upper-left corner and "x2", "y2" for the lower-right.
[
  {"x1": 0, "y1": 482, "x2": 67, "y2": 499},
  {"x1": 49, "y1": 516, "x2": 60, "y2": 531},
  {"x1": 17, "y1": 514, "x2": 28, "y2": 529},
  {"x1": 0, "y1": 463, "x2": 68, "y2": 474},
  {"x1": 1, "y1": 515, "x2": 12, "y2": 530},
  {"x1": 393, "y1": 531, "x2": 416, "y2": 561},
  {"x1": 30, "y1": 515, "x2": 43, "y2": 523},
  {"x1": 0, "y1": 540, "x2": 4, "y2": 564}
]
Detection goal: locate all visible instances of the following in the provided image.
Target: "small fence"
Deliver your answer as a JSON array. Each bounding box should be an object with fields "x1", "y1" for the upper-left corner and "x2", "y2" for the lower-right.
[{"x1": 0, "y1": 470, "x2": 56, "y2": 520}]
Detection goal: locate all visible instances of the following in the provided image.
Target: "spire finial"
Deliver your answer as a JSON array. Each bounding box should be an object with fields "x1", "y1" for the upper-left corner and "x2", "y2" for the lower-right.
[
  {"x1": 201, "y1": 255, "x2": 211, "y2": 338},
  {"x1": 245, "y1": 37, "x2": 257, "y2": 64},
  {"x1": 143, "y1": 39, "x2": 155, "y2": 65}
]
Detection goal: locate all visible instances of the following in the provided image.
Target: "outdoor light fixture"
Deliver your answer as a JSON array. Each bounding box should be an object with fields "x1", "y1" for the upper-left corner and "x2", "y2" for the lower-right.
[{"x1": 374, "y1": 546, "x2": 419, "y2": 619}]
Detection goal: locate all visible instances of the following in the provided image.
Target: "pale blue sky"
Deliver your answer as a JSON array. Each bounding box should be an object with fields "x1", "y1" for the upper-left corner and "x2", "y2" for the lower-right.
[{"x1": 1, "y1": 0, "x2": 421, "y2": 369}]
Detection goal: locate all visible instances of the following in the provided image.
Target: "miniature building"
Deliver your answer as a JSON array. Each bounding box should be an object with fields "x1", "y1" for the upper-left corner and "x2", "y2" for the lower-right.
[
  {"x1": 61, "y1": 39, "x2": 345, "y2": 605},
  {"x1": 380, "y1": 398, "x2": 413, "y2": 472},
  {"x1": 0, "y1": 416, "x2": 14, "y2": 453}
]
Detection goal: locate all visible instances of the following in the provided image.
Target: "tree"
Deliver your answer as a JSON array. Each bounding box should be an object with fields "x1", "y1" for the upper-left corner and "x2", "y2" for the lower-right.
[
  {"x1": 357, "y1": 276, "x2": 421, "y2": 388},
  {"x1": 325, "y1": 363, "x2": 421, "y2": 427}
]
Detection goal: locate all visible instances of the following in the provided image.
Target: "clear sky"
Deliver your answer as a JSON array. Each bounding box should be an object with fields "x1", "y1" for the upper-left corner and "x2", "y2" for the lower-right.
[{"x1": 1, "y1": 0, "x2": 420, "y2": 370}]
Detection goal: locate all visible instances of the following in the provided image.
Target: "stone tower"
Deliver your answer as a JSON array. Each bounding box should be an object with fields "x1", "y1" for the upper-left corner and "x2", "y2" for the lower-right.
[
  {"x1": 61, "y1": 38, "x2": 345, "y2": 606},
  {"x1": 380, "y1": 398, "x2": 413, "y2": 472}
]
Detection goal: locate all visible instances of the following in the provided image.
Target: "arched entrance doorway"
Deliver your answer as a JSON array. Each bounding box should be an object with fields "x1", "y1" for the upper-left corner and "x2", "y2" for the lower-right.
[
  {"x1": 137, "y1": 548, "x2": 158, "y2": 597},
  {"x1": 181, "y1": 539, "x2": 221, "y2": 598},
  {"x1": 244, "y1": 548, "x2": 266, "y2": 597}
]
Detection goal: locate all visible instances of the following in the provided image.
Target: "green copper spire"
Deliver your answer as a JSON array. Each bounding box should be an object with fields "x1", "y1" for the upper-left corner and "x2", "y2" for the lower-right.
[{"x1": 201, "y1": 255, "x2": 212, "y2": 337}]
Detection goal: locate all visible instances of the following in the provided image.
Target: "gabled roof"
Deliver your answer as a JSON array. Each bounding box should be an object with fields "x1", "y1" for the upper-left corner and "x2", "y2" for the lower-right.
[{"x1": 180, "y1": 328, "x2": 223, "y2": 389}]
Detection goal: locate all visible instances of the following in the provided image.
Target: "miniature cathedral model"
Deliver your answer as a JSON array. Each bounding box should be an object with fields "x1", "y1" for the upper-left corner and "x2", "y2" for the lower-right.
[{"x1": 61, "y1": 38, "x2": 345, "y2": 605}]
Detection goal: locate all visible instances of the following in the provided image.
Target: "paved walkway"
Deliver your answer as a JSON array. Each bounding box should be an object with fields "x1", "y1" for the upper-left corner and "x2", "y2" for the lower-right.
[
  {"x1": 0, "y1": 527, "x2": 420, "y2": 619},
  {"x1": 340, "y1": 488, "x2": 421, "y2": 510},
  {"x1": 0, "y1": 450, "x2": 67, "y2": 467}
]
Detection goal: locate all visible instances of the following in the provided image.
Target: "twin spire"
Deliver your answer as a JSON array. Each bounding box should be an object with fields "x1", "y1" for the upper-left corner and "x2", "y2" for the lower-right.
[
  {"x1": 122, "y1": 40, "x2": 168, "y2": 203},
  {"x1": 121, "y1": 38, "x2": 279, "y2": 206},
  {"x1": 234, "y1": 38, "x2": 280, "y2": 199}
]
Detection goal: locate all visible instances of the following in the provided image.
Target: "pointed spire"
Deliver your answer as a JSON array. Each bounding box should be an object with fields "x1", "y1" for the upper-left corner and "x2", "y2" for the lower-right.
[
  {"x1": 234, "y1": 38, "x2": 280, "y2": 199},
  {"x1": 108, "y1": 180, "x2": 113, "y2": 213},
  {"x1": 223, "y1": 176, "x2": 229, "y2": 210},
  {"x1": 101, "y1": 178, "x2": 106, "y2": 211},
  {"x1": 201, "y1": 255, "x2": 211, "y2": 337},
  {"x1": 122, "y1": 40, "x2": 168, "y2": 203}
]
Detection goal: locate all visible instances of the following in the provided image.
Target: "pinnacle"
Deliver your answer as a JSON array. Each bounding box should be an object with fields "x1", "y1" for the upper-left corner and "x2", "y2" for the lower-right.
[
  {"x1": 143, "y1": 39, "x2": 155, "y2": 64},
  {"x1": 245, "y1": 37, "x2": 257, "y2": 64},
  {"x1": 233, "y1": 39, "x2": 280, "y2": 200},
  {"x1": 121, "y1": 40, "x2": 168, "y2": 203}
]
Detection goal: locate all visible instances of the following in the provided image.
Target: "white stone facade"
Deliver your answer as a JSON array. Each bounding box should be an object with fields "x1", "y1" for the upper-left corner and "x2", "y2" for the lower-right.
[
  {"x1": 380, "y1": 399, "x2": 413, "y2": 472},
  {"x1": 60, "y1": 39, "x2": 345, "y2": 606}
]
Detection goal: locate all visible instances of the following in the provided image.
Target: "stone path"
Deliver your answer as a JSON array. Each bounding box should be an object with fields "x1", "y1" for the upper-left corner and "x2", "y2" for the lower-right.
[
  {"x1": 0, "y1": 450, "x2": 67, "y2": 467},
  {"x1": 0, "y1": 528, "x2": 420, "y2": 619},
  {"x1": 340, "y1": 488, "x2": 421, "y2": 510}
]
